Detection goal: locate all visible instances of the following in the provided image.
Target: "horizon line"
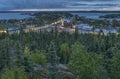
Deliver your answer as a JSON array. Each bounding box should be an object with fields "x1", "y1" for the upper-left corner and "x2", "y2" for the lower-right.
[{"x1": 0, "y1": 9, "x2": 120, "y2": 12}]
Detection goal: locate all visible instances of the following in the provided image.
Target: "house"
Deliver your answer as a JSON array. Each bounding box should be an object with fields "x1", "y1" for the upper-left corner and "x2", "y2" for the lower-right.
[
  {"x1": 78, "y1": 24, "x2": 93, "y2": 29},
  {"x1": 0, "y1": 30, "x2": 7, "y2": 34},
  {"x1": 0, "y1": 27, "x2": 21, "y2": 34},
  {"x1": 94, "y1": 28, "x2": 101, "y2": 33},
  {"x1": 103, "y1": 28, "x2": 117, "y2": 34},
  {"x1": 63, "y1": 18, "x2": 71, "y2": 23},
  {"x1": 77, "y1": 24, "x2": 93, "y2": 34},
  {"x1": 94, "y1": 26, "x2": 118, "y2": 35},
  {"x1": 39, "y1": 26, "x2": 54, "y2": 32},
  {"x1": 61, "y1": 18, "x2": 71, "y2": 26},
  {"x1": 7, "y1": 27, "x2": 20, "y2": 34},
  {"x1": 26, "y1": 25, "x2": 35, "y2": 28},
  {"x1": 109, "y1": 29, "x2": 117, "y2": 34}
]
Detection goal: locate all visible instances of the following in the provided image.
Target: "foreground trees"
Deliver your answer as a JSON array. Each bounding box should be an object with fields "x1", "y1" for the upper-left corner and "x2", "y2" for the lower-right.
[
  {"x1": 69, "y1": 42, "x2": 108, "y2": 79},
  {"x1": 110, "y1": 50, "x2": 120, "y2": 79},
  {"x1": 60, "y1": 43, "x2": 70, "y2": 64},
  {"x1": 1, "y1": 68, "x2": 28, "y2": 79},
  {"x1": 0, "y1": 28, "x2": 120, "y2": 79}
]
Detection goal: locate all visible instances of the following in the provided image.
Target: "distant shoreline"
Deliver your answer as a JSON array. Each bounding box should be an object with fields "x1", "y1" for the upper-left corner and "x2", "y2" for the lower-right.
[{"x1": 0, "y1": 10, "x2": 120, "y2": 13}]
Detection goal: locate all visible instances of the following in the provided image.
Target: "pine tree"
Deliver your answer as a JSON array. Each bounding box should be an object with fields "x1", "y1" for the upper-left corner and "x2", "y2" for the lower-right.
[
  {"x1": 74, "y1": 27, "x2": 79, "y2": 40},
  {"x1": 16, "y1": 25, "x2": 27, "y2": 67},
  {"x1": 1, "y1": 67, "x2": 28, "y2": 79},
  {"x1": 60, "y1": 43, "x2": 70, "y2": 64},
  {"x1": 5, "y1": 28, "x2": 10, "y2": 67},
  {"x1": 47, "y1": 42, "x2": 60, "y2": 79},
  {"x1": 20, "y1": 25, "x2": 24, "y2": 53},
  {"x1": 110, "y1": 50, "x2": 120, "y2": 79},
  {"x1": 68, "y1": 42, "x2": 108, "y2": 79}
]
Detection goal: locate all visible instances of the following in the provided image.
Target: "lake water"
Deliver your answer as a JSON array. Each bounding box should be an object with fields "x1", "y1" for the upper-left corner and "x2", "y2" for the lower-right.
[
  {"x1": 0, "y1": 12, "x2": 120, "y2": 20},
  {"x1": 0, "y1": 13, "x2": 31, "y2": 20},
  {"x1": 72, "y1": 12, "x2": 120, "y2": 20}
]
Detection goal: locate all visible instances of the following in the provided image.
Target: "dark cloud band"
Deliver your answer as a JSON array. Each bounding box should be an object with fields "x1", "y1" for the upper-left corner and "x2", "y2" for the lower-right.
[{"x1": 0, "y1": 0, "x2": 119, "y2": 11}]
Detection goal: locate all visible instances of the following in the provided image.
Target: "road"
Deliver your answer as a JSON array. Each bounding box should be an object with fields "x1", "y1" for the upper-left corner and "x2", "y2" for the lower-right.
[{"x1": 24, "y1": 20, "x2": 62, "y2": 32}]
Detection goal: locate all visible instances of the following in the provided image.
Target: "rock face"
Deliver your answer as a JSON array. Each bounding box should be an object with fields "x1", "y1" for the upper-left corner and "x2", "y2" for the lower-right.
[
  {"x1": 30, "y1": 42, "x2": 74, "y2": 79},
  {"x1": 41, "y1": 63, "x2": 74, "y2": 79},
  {"x1": 58, "y1": 64, "x2": 74, "y2": 79}
]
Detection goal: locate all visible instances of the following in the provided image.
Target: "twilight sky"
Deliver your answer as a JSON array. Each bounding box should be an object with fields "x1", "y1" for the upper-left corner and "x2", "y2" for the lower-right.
[{"x1": 0, "y1": 0, "x2": 120, "y2": 11}]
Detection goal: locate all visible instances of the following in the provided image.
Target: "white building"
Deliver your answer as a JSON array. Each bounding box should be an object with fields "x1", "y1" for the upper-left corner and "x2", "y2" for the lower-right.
[
  {"x1": 7, "y1": 28, "x2": 20, "y2": 34},
  {"x1": 77, "y1": 24, "x2": 93, "y2": 33},
  {"x1": 78, "y1": 24, "x2": 93, "y2": 30}
]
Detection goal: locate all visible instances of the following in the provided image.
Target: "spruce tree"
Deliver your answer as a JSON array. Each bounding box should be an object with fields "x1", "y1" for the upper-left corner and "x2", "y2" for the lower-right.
[{"x1": 47, "y1": 42, "x2": 60, "y2": 79}]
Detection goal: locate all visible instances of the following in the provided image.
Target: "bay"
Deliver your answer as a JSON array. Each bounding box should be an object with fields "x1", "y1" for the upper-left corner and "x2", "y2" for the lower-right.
[{"x1": 0, "y1": 13, "x2": 31, "y2": 20}]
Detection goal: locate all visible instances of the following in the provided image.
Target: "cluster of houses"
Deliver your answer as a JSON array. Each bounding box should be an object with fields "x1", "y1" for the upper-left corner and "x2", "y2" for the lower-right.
[
  {"x1": 77, "y1": 24, "x2": 93, "y2": 34},
  {"x1": 75, "y1": 24, "x2": 119, "y2": 35},
  {"x1": 0, "y1": 18, "x2": 120, "y2": 35},
  {"x1": 94, "y1": 26, "x2": 119, "y2": 35},
  {"x1": 60, "y1": 18, "x2": 120, "y2": 35},
  {"x1": 0, "y1": 27, "x2": 20, "y2": 34}
]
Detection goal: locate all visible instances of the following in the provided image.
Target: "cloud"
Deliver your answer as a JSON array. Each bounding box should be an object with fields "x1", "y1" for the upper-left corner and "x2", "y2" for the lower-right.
[
  {"x1": 0, "y1": 0, "x2": 63, "y2": 10},
  {"x1": 64, "y1": 0, "x2": 120, "y2": 10},
  {"x1": 0, "y1": 0, "x2": 119, "y2": 11}
]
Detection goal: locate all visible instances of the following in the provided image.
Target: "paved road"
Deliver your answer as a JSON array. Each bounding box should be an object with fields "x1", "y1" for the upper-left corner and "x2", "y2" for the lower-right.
[{"x1": 24, "y1": 20, "x2": 61, "y2": 32}]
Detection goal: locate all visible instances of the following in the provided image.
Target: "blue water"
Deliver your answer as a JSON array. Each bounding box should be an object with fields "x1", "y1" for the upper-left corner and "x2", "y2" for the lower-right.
[
  {"x1": 0, "y1": 13, "x2": 31, "y2": 20},
  {"x1": 0, "y1": 12, "x2": 120, "y2": 20},
  {"x1": 72, "y1": 12, "x2": 120, "y2": 20}
]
